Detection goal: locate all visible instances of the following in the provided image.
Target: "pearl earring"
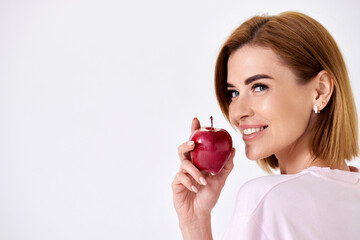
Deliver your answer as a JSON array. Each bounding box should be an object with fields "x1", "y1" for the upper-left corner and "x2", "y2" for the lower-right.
[{"x1": 314, "y1": 105, "x2": 320, "y2": 114}]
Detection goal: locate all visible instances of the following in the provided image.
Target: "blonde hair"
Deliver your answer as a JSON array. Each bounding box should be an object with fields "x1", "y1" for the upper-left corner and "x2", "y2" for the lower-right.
[{"x1": 215, "y1": 11, "x2": 358, "y2": 173}]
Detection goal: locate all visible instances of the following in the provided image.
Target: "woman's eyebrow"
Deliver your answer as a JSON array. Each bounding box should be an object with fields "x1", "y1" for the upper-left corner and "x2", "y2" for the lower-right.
[
  {"x1": 227, "y1": 74, "x2": 273, "y2": 88},
  {"x1": 245, "y1": 74, "x2": 272, "y2": 85}
]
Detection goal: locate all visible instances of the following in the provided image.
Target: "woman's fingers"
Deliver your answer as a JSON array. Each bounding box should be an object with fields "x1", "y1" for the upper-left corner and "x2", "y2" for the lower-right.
[
  {"x1": 177, "y1": 141, "x2": 195, "y2": 161},
  {"x1": 173, "y1": 171, "x2": 199, "y2": 193},
  {"x1": 180, "y1": 160, "x2": 207, "y2": 186},
  {"x1": 218, "y1": 148, "x2": 236, "y2": 178},
  {"x1": 191, "y1": 117, "x2": 201, "y2": 134},
  {"x1": 172, "y1": 159, "x2": 207, "y2": 194},
  {"x1": 177, "y1": 117, "x2": 200, "y2": 161}
]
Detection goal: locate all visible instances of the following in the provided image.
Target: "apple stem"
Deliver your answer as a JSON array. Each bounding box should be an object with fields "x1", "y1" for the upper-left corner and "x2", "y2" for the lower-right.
[{"x1": 210, "y1": 116, "x2": 213, "y2": 129}]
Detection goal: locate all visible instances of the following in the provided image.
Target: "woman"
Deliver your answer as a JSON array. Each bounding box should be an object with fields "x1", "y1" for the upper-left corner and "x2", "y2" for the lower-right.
[{"x1": 172, "y1": 11, "x2": 360, "y2": 239}]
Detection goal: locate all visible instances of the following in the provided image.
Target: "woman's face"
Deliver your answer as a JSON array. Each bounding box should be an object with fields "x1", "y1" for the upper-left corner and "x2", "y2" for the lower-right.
[{"x1": 227, "y1": 45, "x2": 315, "y2": 160}]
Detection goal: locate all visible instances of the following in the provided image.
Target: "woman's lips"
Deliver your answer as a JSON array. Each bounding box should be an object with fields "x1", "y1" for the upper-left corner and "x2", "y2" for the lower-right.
[{"x1": 240, "y1": 125, "x2": 268, "y2": 141}]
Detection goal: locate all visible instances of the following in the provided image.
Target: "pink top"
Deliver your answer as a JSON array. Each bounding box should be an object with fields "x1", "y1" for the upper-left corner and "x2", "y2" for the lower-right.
[{"x1": 223, "y1": 166, "x2": 360, "y2": 240}]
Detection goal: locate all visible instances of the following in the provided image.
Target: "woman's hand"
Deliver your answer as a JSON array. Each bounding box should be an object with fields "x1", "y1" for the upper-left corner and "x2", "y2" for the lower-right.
[{"x1": 171, "y1": 117, "x2": 236, "y2": 239}]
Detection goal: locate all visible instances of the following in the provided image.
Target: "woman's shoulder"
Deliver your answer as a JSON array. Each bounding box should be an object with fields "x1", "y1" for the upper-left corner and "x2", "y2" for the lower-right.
[
  {"x1": 239, "y1": 172, "x2": 304, "y2": 196},
  {"x1": 239, "y1": 166, "x2": 360, "y2": 197},
  {"x1": 234, "y1": 167, "x2": 360, "y2": 217},
  {"x1": 233, "y1": 173, "x2": 306, "y2": 216}
]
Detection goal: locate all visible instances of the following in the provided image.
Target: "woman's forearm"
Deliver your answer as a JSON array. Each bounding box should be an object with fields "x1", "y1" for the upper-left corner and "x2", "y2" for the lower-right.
[{"x1": 179, "y1": 214, "x2": 213, "y2": 240}]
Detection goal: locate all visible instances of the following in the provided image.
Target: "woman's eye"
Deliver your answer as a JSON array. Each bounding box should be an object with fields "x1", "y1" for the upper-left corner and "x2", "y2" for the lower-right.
[
  {"x1": 227, "y1": 90, "x2": 239, "y2": 99},
  {"x1": 252, "y1": 83, "x2": 268, "y2": 92}
]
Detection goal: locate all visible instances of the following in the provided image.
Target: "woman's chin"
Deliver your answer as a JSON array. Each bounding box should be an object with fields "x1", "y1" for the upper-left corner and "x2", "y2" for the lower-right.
[
  {"x1": 245, "y1": 149, "x2": 272, "y2": 161},
  {"x1": 245, "y1": 153, "x2": 262, "y2": 161}
]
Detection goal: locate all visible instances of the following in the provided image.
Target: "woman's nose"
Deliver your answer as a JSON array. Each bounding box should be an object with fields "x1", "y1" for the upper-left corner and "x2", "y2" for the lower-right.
[{"x1": 229, "y1": 96, "x2": 254, "y2": 123}]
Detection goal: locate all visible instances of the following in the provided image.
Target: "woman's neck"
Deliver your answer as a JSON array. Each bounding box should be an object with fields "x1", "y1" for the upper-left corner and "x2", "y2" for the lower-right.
[{"x1": 274, "y1": 131, "x2": 349, "y2": 174}]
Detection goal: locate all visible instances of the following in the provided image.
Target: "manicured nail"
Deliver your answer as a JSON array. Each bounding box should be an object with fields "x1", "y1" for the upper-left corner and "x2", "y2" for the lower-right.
[
  {"x1": 187, "y1": 141, "x2": 194, "y2": 146},
  {"x1": 191, "y1": 185, "x2": 198, "y2": 192},
  {"x1": 200, "y1": 177, "x2": 207, "y2": 186}
]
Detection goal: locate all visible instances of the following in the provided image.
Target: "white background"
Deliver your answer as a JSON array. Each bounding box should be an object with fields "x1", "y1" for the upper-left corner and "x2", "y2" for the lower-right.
[{"x1": 1, "y1": 0, "x2": 360, "y2": 239}]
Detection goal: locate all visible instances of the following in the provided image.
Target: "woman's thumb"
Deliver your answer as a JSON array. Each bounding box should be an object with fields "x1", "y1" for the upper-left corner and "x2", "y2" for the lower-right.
[{"x1": 218, "y1": 148, "x2": 236, "y2": 178}]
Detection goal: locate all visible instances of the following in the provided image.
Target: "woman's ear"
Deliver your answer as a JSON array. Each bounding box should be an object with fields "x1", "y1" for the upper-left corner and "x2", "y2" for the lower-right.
[{"x1": 313, "y1": 70, "x2": 334, "y2": 112}]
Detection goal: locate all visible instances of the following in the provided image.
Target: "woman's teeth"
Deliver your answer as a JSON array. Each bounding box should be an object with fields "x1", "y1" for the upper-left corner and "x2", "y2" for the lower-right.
[{"x1": 243, "y1": 127, "x2": 266, "y2": 135}]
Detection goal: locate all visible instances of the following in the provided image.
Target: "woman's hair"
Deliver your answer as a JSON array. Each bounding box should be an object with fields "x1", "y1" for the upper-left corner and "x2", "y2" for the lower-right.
[{"x1": 215, "y1": 11, "x2": 359, "y2": 173}]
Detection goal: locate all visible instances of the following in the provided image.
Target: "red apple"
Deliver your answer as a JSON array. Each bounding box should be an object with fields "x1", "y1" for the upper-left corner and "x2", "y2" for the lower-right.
[{"x1": 189, "y1": 116, "x2": 233, "y2": 174}]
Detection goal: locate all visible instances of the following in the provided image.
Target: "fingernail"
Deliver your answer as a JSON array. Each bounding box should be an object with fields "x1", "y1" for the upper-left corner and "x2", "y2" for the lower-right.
[
  {"x1": 200, "y1": 177, "x2": 207, "y2": 186},
  {"x1": 187, "y1": 141, "x2": 194, "y2": 146},
  {"x1": 193, "y1": 117, "x2": 198, "y2": 121},
  {"x1": 191, "y1": 185, "x2": 198, "y2": 192}
]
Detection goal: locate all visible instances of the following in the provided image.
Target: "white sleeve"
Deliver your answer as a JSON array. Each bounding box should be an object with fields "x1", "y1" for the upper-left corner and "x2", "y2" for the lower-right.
[{"x1": 223, "y1": 214, "x2": 269, "y2": 240}]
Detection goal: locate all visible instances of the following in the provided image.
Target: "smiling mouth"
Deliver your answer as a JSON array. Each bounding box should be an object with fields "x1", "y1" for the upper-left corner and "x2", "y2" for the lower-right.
[{"x1": 242, "y1": 126, "x2": 268, "y2": 135}]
